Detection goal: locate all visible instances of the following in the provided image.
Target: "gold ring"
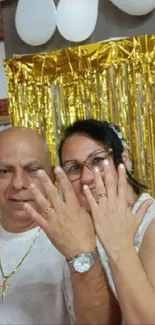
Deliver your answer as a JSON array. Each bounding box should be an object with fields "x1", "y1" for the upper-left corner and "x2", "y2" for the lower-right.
[
  {"x1": 98, "y1": 193, "x2": 107, "y2": 199},
  {"x1": 42, "y1": 205, "x2": 53, "y2": 216}
]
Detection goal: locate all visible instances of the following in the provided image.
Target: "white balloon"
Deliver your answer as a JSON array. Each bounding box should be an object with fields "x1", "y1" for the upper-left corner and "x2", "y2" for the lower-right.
[
  {"x1": 15, "y1": 0, "x2": 56, "y2": 46},
  {"x1": 111, "y1": 0, "x2": 155, "y2": 15},
  {"x1": 56, "y1": 0, "x2": 99, "y2": 42}
]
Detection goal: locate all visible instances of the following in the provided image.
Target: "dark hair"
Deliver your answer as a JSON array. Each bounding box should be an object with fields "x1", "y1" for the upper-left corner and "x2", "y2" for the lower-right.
[{"x1": 59, "y1": 119, "x2": 146, "y2": 195}]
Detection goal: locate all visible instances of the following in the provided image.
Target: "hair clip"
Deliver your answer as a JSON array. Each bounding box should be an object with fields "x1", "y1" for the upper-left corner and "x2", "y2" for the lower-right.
[{"x1": 109, "y1": 123, "x2": 128, "y2": 149}]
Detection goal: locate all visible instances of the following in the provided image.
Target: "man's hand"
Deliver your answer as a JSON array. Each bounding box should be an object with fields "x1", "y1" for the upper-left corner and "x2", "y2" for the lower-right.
[{"x1": 23, "y1": 167, "x2": 96, "y2": 259}]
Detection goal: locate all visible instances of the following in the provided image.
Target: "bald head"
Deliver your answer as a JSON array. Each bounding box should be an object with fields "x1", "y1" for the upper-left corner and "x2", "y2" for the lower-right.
[
  {"x1": 0, "y1": 126, "x2": 52, "y2": 174},
  {"x1": 0, "y1": 126, "x2": 50, "y2": 153}
]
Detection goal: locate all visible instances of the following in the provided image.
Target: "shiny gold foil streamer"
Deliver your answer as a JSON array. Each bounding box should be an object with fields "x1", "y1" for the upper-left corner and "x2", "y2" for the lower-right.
[{"x1": 4, "y1": 34, "x2": 155, "y2": 196}]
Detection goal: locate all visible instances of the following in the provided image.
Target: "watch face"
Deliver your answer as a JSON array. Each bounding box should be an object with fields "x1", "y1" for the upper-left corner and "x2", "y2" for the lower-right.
[{"x1": 73, "y1": 254, "x2": 91, "y2": 273}]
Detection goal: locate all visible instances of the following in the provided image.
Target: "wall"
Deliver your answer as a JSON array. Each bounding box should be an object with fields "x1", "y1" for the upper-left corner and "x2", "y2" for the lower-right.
[
  {"x1": 0, "y1": 3, "x2": 9, "y2": 124},
  {"x1": 2, "y1": 0, "x2": 155, "y2": 57}
]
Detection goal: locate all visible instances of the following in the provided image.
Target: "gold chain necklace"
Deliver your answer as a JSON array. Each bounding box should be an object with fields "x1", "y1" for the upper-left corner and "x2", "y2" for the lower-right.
[{"x1": 0, "y1": 227, "x2": 41, "y2": 300}]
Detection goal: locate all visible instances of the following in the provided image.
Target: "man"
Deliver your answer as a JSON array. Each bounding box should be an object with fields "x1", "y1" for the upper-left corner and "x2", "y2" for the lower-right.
[{"x1": 0, "y1": 127, "x2": 121, "y2": 324}]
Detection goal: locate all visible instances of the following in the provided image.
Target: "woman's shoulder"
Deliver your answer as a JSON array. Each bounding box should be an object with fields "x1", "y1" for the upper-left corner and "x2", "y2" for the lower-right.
[
  {"x1": 133, "y1": 193, "x2": 155, "y2": 250},
  {"x1": 133, "y1": 192, "x2": 155, "y2": 211}
]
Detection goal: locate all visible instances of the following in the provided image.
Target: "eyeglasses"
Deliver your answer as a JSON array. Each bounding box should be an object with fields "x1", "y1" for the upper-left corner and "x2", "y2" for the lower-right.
[{"x1": 62, "y1": 148, "x2": 113, "y2": 182}]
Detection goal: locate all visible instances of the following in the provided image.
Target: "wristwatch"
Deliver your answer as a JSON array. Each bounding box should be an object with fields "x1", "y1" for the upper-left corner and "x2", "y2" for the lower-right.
[{"x1": 67, "y1": 247, "x2": 100, "y2": 273}]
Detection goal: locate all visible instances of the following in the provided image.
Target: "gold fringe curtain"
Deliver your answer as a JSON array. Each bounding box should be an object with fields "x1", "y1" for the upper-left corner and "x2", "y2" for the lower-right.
[{"x1": 4, "y1": 34, "x2": 155, "y2": 196}]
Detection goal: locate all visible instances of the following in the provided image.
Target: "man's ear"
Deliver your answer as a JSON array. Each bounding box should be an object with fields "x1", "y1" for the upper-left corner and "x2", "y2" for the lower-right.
[
  {"x1": 50, "y1": 166, "x2": 56, "y2": 184},
  {"x1": 121, "y1": 149, "x2": 132, "y2": 172}
]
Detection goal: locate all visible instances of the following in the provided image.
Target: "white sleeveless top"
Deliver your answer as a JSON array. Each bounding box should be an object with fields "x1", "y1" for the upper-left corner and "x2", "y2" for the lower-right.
[{"x1": 63, "y1": 193, "x2": 155, "y2": 324}]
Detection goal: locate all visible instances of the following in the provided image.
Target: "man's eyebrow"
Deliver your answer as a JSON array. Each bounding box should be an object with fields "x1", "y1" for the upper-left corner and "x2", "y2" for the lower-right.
[
  {"x1": 24, "y1": 160, "x2": 43, "y2": 168},
  {"x1": 0, "y1": 162, "x2": 12, "y2": 168}
]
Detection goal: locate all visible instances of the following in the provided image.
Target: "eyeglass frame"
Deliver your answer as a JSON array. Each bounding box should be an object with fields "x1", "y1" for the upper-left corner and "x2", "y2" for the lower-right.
[{"x1": 61, "y1": 148, "x2": 113, "y2": 182}]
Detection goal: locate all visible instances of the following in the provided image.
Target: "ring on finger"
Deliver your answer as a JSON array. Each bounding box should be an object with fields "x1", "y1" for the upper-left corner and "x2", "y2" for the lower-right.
[
  {"x1": 42, "y1": 205, "x2": 54, "y2": 218},
  {"x1": 98, "y1": 192, "x2": 107, "y2": 200}
]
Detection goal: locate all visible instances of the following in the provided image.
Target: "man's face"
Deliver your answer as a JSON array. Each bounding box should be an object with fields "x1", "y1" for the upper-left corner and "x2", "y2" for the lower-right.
[{"x1": 0, "y1": 131, "x2": 51, "y2": 221}]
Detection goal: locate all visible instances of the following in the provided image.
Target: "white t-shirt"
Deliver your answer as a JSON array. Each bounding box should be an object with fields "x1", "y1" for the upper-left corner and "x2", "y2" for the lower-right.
[{"x1": 0, "y1": 226, "x2": 70, "y2": 325}]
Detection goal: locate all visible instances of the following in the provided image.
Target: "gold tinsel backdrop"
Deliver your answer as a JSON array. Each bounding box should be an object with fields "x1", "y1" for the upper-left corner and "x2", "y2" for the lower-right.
[{"x1": 4, "y1": 34, "x2": 155, "y2": 196}]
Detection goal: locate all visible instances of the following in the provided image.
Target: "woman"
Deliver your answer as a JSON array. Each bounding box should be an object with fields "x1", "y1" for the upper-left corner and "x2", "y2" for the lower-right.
[{"x1": 24, "y1": 119, "x2": 155, "y2": 324}]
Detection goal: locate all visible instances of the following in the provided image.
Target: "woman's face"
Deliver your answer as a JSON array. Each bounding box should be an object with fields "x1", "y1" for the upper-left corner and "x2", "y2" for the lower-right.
[{"x1": 61, "y1": 134, "x2": 118, "y2": 210}]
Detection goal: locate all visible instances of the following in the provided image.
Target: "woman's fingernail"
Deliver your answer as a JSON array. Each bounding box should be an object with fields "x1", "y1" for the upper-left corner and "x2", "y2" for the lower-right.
[
  {"x1": 83, "y1": 185, "x2": 88, "y2": 190},
  {"x1": 94, "y1": 167, "x2": 99, "y2": 172},
  {"x1": 54, "y1": 167, "x2": 62, "y2": 174},
  {"x1": 119, "y1": 163, "x2": 125, "y2": 169},
  {"x1": 103, "y1": 159, "x2": 109, "y2": 166}
]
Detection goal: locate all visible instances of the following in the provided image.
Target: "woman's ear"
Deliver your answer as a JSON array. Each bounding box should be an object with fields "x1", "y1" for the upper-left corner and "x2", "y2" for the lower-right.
[{"x1": 121, "y1": 149, "x2": 132, "y2": 172}]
